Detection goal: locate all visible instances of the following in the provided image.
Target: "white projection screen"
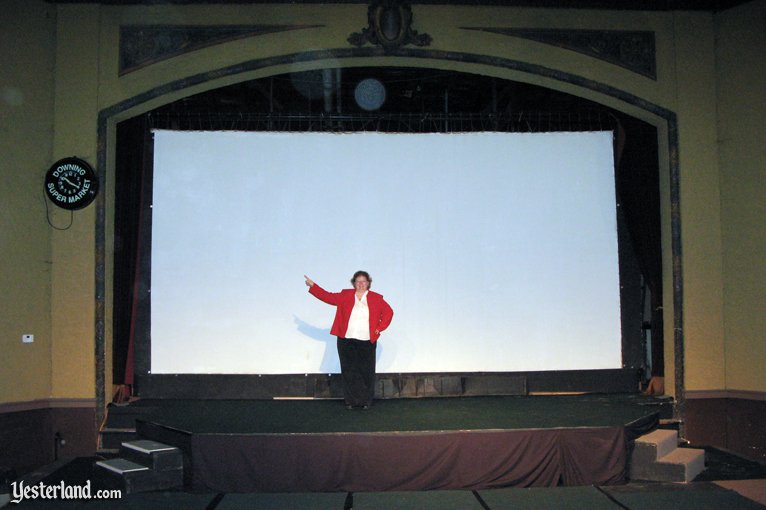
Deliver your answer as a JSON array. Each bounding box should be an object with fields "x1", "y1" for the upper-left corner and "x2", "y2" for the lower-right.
[{"x1": 150, "y1": 130, "x2": 622, "y2": 375}]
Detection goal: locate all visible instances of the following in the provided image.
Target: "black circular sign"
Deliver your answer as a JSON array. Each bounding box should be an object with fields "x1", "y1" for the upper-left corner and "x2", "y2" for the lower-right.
[{"x1": 44, "y1": 157, "x2": 99, "y2": 210}]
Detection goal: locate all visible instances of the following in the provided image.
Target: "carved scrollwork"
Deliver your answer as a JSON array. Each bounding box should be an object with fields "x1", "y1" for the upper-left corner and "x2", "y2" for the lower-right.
[
  {"x1": 119, "y1": 24, "x2": 323, "y2": 75},
  {"x1": 461, "y1": 27, "x2": 656, "y2": 80},
  {"x1": 348, "y1": 0, "x2": 432, "y2": 53}
]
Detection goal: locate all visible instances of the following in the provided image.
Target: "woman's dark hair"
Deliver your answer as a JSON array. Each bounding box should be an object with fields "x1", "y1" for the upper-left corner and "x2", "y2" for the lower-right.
[{"x1": 351, "y1": 270, "x2": 372, "y2": 288}]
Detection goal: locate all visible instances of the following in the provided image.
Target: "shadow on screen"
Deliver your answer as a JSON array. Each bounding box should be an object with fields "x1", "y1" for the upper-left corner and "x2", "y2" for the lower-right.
[
  {"x1": 293, "y1": 315, "x2": 339, "y2": 373},
  {"x1": 293, "y1": 315, "x2": 390, "y2": 373}
]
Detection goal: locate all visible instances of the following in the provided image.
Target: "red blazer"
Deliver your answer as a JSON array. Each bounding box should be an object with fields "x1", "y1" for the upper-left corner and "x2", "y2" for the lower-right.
[{"x1": 309, "y1": 284, "x2": 394, "y2": 343}]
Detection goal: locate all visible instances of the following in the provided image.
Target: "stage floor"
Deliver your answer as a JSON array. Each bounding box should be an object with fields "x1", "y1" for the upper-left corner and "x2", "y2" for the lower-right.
[
  {"x1": 122, "y1": 393, "x2": 667, "y2": 492},
  {"x1": 127, "y1": 393, "x2": 669, "y2": 434}
]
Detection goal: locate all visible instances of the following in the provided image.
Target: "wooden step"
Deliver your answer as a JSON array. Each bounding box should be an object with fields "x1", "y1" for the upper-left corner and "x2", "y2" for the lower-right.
[
  {"x1": 120, "y1": 440, "x2": 183, "y2": 472},
  {"x1": 94, "y1": 445, "x2": 183, "y2": 494},
  {"x1": 629, "y1": 429, "x2": 706, "y2": 483},
  {"x1": 99, "y1": 428, "x2": 138, "y2": 451},
  {"x1": 95, "y1": 458, "x2": 149, "y2": 476},
  {"x1": 636, "y1": 428, "x2": 679, "y2": 459},
  {"x1": 656, "y1": 447, "x2": 706, "y2": 482}
]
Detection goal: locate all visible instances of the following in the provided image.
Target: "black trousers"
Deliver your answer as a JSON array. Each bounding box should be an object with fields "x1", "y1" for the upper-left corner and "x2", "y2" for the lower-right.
[{"x1": 337, "y1": 337, "x2": 376, "y2": 406}]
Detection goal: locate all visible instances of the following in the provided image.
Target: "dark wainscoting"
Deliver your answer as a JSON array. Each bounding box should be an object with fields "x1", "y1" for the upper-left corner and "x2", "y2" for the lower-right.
[
  {"x1": 0, "y1": 400, "x2": 97, "y2": 476},
  {"x1": 685, "y1": 391, "x2": 766, "y2": 463}
]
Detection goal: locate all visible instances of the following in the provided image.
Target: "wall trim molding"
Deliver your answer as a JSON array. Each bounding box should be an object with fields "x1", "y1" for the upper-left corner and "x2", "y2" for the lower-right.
[
  {"x1": 0, "y1": 398, "x2": 97, "y2": 414},
  {"x1": 686, "y1": 389, "x2": 766, "y2": 401}
]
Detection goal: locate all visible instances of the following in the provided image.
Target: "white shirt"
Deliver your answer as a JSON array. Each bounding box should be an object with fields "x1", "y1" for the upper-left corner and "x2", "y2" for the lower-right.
[{"x1": 345, "y1": 291, "x2": 371, "y2": 341}]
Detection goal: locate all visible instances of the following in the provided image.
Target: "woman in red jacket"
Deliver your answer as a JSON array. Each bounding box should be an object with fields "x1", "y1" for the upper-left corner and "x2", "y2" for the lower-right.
[{"x1": 304, "y1": 271, "x2": 394, "y2": 409}]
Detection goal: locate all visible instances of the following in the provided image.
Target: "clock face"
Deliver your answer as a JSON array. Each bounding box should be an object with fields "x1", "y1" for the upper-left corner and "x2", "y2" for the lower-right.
[{"x1": 45, "y1": 157, "x2": 99, "y2": 210}]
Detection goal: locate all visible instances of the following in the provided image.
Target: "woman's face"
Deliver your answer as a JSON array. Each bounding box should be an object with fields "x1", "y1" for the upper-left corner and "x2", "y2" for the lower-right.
[{"x1": 354, "y1": 276, "x2": 370, "y2": 293}]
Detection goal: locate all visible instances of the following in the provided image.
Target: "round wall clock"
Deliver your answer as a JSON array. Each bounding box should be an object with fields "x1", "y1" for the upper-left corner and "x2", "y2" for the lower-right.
[{"x1": 44, "y1": 157, "x2": 99, "y2": 210}]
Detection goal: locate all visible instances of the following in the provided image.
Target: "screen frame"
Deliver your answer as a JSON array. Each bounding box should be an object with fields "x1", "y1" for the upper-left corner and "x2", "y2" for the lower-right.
[{"x1": 130, "y1": 128, "x2": 644, "y2": 397}]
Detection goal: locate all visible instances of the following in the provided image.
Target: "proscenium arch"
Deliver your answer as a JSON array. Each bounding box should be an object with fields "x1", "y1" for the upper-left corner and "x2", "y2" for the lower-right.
[{"x1": 95, "y1": 47, "x2": 683, "y2": 426}]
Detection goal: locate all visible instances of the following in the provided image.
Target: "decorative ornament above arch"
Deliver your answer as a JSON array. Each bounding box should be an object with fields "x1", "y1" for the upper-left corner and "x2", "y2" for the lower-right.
[{"x1": 347, "y1": 0, "x2": 432, "y2": 54}]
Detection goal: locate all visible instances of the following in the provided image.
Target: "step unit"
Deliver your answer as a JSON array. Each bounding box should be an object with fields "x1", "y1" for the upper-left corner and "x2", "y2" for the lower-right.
[
  {"x1": 120, "y1": 440, "x2": 183, "y2": 472},
  {"x1": 629, "y1": 428, "x2": 706, "y2": 483},
  {"x1": 99, "y1": 428, "x2": 139, "y2": 452},
  {"x1": 94, "y1": 440, "x2": 183, "y2": 494},
  {"x1": 97, "y1": 403, "x2": 160, "y2": 454}
]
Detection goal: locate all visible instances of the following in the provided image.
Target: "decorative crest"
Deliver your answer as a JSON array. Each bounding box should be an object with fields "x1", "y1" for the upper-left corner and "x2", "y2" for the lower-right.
[{"x1": 348, "y1": 0, "x2": 432, "y2": 53}]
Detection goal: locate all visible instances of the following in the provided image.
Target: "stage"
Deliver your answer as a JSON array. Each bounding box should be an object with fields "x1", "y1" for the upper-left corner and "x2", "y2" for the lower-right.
[{"x1": 121, "y1": 394, "x2": 666, "y2": 493}]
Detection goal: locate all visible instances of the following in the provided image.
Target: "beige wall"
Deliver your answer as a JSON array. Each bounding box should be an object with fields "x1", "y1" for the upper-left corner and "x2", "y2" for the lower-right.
[
  {"x1": 49, "y1": 4, "x2": 101, "y2": 400},
  {"x1": 716, "y1": 0, "x2": 766, "y2": 393},
  {"x1": 2, "y1": 0, "x2": 763, "y2": 406},
  {"x1": 0, "y1": 0, "x2": 56, "y2": 403},
  {"x1": 671, "y1": 11, "x2": 726, "y2": 392}
]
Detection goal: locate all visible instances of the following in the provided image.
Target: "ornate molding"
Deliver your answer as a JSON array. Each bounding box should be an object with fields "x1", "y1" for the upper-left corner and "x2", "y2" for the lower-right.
[
  {"x1": 348, "y1": 0, "x2": 432, "y2": 54},
  {"x1": 462, "y1": 27, "x2": 656, "y2": 80},
  {"x1": 119, "y1": 24, "x2": 323, "y2": 75}
]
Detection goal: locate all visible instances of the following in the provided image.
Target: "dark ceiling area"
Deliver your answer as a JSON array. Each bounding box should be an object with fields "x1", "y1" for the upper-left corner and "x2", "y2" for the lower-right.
[
  {"x1": 161, "y1": 67, "x2": 594, "y2": 114},
  {"x1": 47, "y1": 0, "x2": 750, "y2": 12},
  {"x1": 150, "y1": 67, "x2": 629, "y2": 133}
]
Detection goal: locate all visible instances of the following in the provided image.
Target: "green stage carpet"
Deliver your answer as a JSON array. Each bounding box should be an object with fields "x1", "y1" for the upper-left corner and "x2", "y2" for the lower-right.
[{"x1": 130, "y1": 393, "x2": 665, "y2": 433}]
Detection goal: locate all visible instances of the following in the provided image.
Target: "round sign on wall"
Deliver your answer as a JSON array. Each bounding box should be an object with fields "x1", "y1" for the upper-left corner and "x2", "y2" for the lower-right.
[{"x1": 44, "y1": 157, "x2": 99, "y2": 210}]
